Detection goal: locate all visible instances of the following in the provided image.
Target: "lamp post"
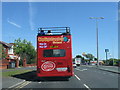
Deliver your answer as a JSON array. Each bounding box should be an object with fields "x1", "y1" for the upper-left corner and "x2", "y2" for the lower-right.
[{"x1": 89, "y1": 17, "x2": 104, "y2": 67}]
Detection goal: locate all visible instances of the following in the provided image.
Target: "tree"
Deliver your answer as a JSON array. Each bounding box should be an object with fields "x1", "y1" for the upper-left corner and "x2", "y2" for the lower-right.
[
  {"x1": 14, "y1": 38, "x2": 36, "y2": 66},
  {"x1": 76, "y1": 55, "x2": 82, "y2": 58},
  {"x1": 84, "y1": 53, "x2": 95, "y2": 64},
  {"x1": 106, "y1": 58, "x2": 120, "y2": 66},
  {"x1": 85, "y1": 54, "x2": 94, "y2": 60},
  {"x1": 94, "y1": 58, "x2": 97, "y2": 61},
  {"x1": 0, "y1": 44, "x2": 7, "y2": 60}
]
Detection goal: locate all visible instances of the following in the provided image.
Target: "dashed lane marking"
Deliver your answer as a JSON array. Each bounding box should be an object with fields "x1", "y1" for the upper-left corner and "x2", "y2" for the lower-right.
[
  {"x1": 84, "y1": 84, "x2": 91, "y2": 90},
  {"x1": 38, "y1": 82, "x2": 41, "y2": 83},
  {"x1": 75, "y1": 74, "x2": 81, "y2": 80},
  {"x1": 75, "y1": 68, "x2": 83, "y2": 71},
  {"x1": 75, "y1": 68, "x2": 87, "y2": 71},
  {"x1": 83, "y1": 69, "x2": 87, "y2": 71}
]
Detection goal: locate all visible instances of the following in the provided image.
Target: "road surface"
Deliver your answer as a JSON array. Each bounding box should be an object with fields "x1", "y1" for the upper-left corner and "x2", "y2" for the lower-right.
[{"x1": 2, "y1": 66, "x2": 119, "y2": 89}]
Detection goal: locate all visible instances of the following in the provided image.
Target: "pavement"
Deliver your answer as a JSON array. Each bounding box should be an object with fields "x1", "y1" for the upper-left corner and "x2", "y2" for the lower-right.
[
  {"x1": 1, "y1": 66, "x2": 36, "y2": 89},
  {"x1": 97, "y1": 66, "x2": 120, "y2": 74},
  {"x1": 82, "y1": 65, "x2": 120, "y2": 74}
]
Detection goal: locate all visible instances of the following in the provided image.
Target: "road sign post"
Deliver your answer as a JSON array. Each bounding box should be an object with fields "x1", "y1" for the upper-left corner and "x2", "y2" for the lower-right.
[{"x1": 105, "y1": 49, "x2": 109, "y2": 65}]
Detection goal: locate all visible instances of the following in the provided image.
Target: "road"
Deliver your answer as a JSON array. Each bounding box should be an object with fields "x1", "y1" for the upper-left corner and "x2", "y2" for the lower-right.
[{"x1": 2, "y1": 66, "x2": 119, "y2": 89}]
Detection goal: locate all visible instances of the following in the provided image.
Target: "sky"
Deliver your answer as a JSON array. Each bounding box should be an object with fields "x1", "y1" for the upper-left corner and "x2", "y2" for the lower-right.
[{"x1": 2, "y1": 2, "x2": 118, "y2": 60}]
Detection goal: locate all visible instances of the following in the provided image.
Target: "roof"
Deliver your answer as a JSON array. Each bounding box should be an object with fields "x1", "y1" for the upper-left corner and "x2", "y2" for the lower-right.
[
  {"x1": 38, "y1": 27, "x2": 71, "y2": 36},
  {"x1": 0, "y1": 41, "x2": 13, "y2": 48}
]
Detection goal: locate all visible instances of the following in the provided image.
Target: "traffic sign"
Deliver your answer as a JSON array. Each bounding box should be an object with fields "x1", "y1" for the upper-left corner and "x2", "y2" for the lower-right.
[{"x1": 105, "y1": 49, "x2": 109, "y2": 52}]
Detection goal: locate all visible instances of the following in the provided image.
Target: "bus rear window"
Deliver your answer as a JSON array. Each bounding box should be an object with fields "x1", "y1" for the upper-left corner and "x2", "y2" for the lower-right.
[{"x1": 43, "y1": 49, "x2": 66, "y2": 57}]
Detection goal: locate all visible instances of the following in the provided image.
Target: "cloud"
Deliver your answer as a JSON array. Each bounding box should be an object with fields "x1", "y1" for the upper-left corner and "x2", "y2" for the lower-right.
[
  {"x1": 7, "y1": 19, "x2": 21, "y2": 28},
  {"x1": 28, "y1": 2, "x2": 35, "y2": 30}
]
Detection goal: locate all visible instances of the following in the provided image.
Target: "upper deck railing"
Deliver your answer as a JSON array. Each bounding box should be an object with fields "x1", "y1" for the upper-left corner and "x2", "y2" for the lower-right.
[{"x1": 38, "y1": 27, "x2": 71, "y2": 36}]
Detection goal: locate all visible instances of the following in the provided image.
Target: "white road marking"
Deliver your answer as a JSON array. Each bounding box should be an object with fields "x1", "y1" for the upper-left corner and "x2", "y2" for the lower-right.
[
  {"x1": 20, "y1": 81, "x2": 31, "y2": 88},
  {"x1": 38, "y1": 82, "x2": 41, "y2": 83},
  {"x1": 15, "y1": 81, "x2": 31, "y2": 88},
  {"x1": 8, "y1": 80, "x2": 26, "y2": 88},
  {"x1": 83, "y1": 69, "x2": 87, "y2": 71},
  {"x1": 75, "y1": 74, "x2": 81, "y2": 80},
  {"x1": 75, "y1": 68, "x2": 84, "y2": 71},
  {"x1": 75, "y1": 68, "x2": 87, "y2": 71},
  {"x1": 84, "y1": 84, "x2": 91, "y2": 90}
]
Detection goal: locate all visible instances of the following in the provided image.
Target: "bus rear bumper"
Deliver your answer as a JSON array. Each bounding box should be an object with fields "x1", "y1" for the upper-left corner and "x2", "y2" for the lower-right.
[{"x1": 37, "y1": 73, "x2": 73, "y2": 78}]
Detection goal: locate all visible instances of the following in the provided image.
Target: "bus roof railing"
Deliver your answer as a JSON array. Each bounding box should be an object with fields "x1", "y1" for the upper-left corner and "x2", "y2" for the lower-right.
[{"x1": 38, "y1": 27, "x2": 71, "y2": 35}]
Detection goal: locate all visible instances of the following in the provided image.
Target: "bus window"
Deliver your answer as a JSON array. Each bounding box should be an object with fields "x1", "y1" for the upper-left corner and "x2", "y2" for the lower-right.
[{"x1": 43, "y1": 49, "x2": 66, "y2": 57}]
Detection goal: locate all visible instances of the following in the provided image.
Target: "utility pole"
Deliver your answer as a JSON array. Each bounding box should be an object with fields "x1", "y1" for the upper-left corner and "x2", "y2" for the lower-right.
[{"x1": 89, "y1": 17, "x2": 104, "y2": 67}]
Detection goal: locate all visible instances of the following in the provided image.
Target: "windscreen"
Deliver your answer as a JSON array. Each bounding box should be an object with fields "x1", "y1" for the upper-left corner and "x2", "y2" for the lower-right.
[{"x1": 43, "y1": 49, "x2": 66, "y2": 57}]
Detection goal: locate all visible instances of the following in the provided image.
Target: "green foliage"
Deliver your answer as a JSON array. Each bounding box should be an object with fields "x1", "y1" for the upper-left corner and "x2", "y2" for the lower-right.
[
  {"x1": 1, "y1": 69, "x2": 33, "y2": 77},
  {"x1": 85, "y1": 53, "x2": 94, "y2": 60},
  {"x1": 0, "y1": 44, "x2": 7, "y2": 60},
  {"x1": 103, "y1": 58, "x2": 120, "y2": 66},
  {"x1": 94, "y1": 58, "x2": 97, "y2": 61},
  {"x1": 102, "y1": 60, "x2": 106, "y2": 64},
  {"x1": 109, "y1": 58, "x2": 120, "y2": 66},
  {"x1": 76, "y1": 55, "x2": 82, "y2": 58},
  {"x1": 82, "y1": 53, "x2": 95, "y2": 64},
  {"x1": 116, "y1": 59, "x2": 120, "y2": 66},
  {"x1": 14, "y1": 38, "x2": 36, "y2": 65}
]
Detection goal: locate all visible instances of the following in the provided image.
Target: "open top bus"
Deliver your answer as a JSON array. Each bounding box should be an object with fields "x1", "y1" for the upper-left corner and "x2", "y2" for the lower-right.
[{"x1": 37, "y1": 27, "x2": 73, "y2": 78}]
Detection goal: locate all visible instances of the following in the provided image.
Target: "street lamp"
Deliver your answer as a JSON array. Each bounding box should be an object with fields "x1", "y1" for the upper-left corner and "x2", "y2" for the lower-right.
[{"x1": 89, "y1": 17, "x2": 104, "y2": 67}]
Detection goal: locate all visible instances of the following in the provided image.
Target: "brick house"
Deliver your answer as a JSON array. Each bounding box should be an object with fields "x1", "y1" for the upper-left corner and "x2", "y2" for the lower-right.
[{"x1": 0, "y1": 41, "x2": 19, "y2": 69}]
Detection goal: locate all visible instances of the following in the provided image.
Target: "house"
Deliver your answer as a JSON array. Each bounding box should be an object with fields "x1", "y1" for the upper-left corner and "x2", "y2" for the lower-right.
[{"x1": 0, "y1": 41, "x2": 19, "y2": 69}]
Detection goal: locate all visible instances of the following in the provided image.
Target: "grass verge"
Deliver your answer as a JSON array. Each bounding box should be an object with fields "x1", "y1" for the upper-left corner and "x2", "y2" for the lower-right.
[{"x1": 1, "y1": 70, "x2": 33, "y2": 77}]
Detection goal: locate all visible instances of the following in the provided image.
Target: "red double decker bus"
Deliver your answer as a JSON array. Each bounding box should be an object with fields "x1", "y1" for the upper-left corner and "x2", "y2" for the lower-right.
[{"x1": 37, "y1": 27, "x2": 73, "y2": 78}]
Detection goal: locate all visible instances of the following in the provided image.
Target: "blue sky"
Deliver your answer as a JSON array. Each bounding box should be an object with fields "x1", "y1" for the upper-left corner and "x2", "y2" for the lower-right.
[{"x1": 2, "y1": 2, "x2": 118, "y2": 60}]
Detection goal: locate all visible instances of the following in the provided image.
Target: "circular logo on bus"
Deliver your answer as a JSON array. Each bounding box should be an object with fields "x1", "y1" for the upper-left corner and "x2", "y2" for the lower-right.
[
  {"x1": 63, "y1": 37, "x2": 68, "y2": 42},
  {"x1": 41, "y1": 61, "x2": 56, "y2": 71}
]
